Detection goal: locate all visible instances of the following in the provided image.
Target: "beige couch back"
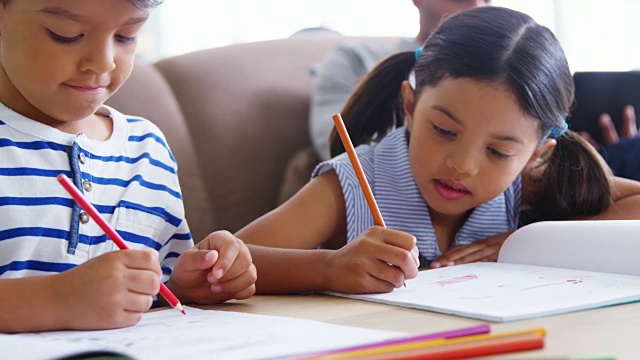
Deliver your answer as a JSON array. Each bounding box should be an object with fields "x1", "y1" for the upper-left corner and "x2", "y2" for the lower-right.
[{"x1": 108, "y1": 36, "x2": 401, "y2": 241}]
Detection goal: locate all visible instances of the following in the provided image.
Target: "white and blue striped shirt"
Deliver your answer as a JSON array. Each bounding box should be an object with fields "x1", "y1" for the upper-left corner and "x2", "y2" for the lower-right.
[
  {"x1": 0, "y1": 102, "x2": 193, "y2": 282},
  {"x1": 313, "y1": 127, "x2": 521, "y2": 266}
]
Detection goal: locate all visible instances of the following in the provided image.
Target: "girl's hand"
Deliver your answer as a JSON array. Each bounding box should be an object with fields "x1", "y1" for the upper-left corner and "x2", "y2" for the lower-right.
[
  {"x1": 53, "y1": 249, "x2": 162, "y2": 330},
  {"x1": 325, "y1": 226, "x2": 419, "y2": 294},
  {"x1": 430, "y1": 232, "x2": 511, "y2": 269},
  {"x1": 169, "y1": 231, "x2": 257, "y2": 304}
]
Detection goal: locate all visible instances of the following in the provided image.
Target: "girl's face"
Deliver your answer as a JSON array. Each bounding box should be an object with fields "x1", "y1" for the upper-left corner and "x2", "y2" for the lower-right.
[
  {"x1": 403, "y1": 77, "x2": 553, "y2": 220},
  {"x1": 0, "y1": 0, "x2": 148, "y2": 130}
]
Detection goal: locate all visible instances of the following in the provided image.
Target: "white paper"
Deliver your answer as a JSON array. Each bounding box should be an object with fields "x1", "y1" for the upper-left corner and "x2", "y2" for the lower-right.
[
  {"x1": 328, "y1": 262, "x2": 640, "y2": 322},
  {"x1": 9, "y1": 306, "x2": 405, "y2": 360},
  {"x1": 499, "y1": 220, "x2": 640, "y2": 276}
]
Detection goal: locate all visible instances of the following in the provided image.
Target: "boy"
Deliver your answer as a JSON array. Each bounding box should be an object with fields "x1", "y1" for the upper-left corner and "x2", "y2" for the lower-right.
[{"x1": 0, "y1": 0, "x2": 256, "y2": 333}]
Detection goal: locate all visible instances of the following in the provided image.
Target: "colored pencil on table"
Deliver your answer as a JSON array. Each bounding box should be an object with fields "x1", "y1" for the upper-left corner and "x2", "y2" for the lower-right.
[
  {"x1": 332, "y1": 113, "x2": 385, "y2": 227},
  {"x1": 360, "y1": 332, "x2": 545, "y2": 360},
  {"x1": 312, "y1": 327, "x2": 546, "y2": 359},
  {"x1": 305, "y1": 323, "x2": 491, "y2": 358},
  {"x1": 57, "y1": 173, "x2": 186, "y2": 315}
]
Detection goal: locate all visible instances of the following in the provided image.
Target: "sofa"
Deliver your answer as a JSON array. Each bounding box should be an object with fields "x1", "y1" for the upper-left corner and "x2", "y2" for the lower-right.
[{"x1": 106, "y1": 35, "x2": 399, "y2": 242}]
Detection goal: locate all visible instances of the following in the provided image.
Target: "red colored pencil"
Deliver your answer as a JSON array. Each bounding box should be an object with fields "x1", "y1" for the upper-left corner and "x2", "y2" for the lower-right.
[{"x1": 57, "y1": 173, "x2": 186, "y2": 315}]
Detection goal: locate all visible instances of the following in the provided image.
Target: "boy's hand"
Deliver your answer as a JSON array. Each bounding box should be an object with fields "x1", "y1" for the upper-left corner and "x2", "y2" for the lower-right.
[
  {"x1": 168, "y1": 231, "x2": 257, "y2": 304},
  {"x1": 429, "y1": 232, "x2": 511, "y2": 269},
  {"x1": 325, "y1": 226, "x2": 419, "y2": 294},
  {"x1": 53, "y1": 249, "x2": 161, "y2": 330}
]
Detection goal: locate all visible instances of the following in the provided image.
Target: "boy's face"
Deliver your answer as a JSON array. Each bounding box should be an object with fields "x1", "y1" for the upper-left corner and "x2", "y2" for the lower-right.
[{"x1": 0, "y1": 0, "x2": 149, "y2": 127}]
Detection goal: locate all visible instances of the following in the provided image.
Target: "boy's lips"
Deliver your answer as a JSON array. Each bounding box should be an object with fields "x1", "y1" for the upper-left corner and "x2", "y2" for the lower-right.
[
  {"x1": 433, "y1": 179, "x2": 471, "y2": 200},
  {"x1": 65, "y1": 83, "x2": 108, "y2": 92}
]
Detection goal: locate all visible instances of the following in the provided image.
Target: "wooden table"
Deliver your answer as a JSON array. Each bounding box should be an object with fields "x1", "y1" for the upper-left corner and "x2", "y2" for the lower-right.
[{"x1": 198, "y1": 293, "x2": 640, "y2": 359}]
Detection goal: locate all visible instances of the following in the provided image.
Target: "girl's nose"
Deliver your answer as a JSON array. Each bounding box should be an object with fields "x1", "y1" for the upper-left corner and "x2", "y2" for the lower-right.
[{"x1": 445, "y1": 148, "x2": 479, "y2": 179}]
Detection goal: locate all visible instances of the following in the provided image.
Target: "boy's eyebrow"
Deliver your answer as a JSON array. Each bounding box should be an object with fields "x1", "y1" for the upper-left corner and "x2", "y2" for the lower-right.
[
  {"x1": 38, "y1": 7, "x2": 149, "y2": 25},
  {"x1": 432, "y1": 105, "x2": 524, "y2": 144}
]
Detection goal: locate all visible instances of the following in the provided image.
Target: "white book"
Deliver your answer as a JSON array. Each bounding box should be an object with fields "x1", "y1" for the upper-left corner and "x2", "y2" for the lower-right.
[
  {"x1": 6, "y1": 306, "x2": 404, "y2": 360},
  {"x1": 327, "y1": 220, "x2": 640, "y2": 322}
]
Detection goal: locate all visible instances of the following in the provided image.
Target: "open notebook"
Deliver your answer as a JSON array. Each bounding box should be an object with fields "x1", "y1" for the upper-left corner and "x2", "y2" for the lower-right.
[{"x1": 327, "y1": 220, "x2": 640, "y2": 322}]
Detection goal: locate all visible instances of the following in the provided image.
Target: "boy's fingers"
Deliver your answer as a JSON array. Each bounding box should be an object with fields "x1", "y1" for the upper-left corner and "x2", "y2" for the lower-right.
[{"x1": 211, "y1": 265, "x2": 258, "y2": 298}]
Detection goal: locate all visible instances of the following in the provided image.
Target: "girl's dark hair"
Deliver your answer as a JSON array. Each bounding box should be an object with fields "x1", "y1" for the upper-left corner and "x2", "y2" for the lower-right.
[
  {"x1": 1, "y1": 0, "x2": 164, "y2": 9},
  {"x1": 331, "y1": 6, "x2": 613, "y2": 222}
]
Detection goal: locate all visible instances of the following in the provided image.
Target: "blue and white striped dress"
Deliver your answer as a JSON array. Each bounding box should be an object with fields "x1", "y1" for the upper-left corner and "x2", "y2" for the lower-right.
[
  {"x1": 313, "y1": 127, "x2": 521, "y2": 266},
  {"x1": 0, "y1": 102, "x2": 192, "y2": 283}
]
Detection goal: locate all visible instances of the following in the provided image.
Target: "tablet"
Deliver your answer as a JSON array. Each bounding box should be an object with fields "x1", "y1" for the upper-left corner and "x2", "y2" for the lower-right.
[{"x1": 567, "y1": 71, "x2": 640, "y2": 145}]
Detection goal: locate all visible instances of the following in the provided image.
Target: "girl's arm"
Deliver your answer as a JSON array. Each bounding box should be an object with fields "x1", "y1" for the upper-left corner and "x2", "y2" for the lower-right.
[
  {"x1": 237, "y1": 171, "x2": 419, "y2": 294},
  {"x1": 579, "y1": 176, "x2": 640, "y2": 220}
]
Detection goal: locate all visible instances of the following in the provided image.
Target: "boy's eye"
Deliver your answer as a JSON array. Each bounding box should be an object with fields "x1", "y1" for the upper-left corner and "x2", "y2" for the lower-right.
[
  {"x1": 47, "y1": 29, "x2": 83, "y2": 44},
  {"x1": 116, "y1": 34, "x2": 137, "y2": 44},
  {"x1": 488, "y1": 147, "x2": 512, "y2": 159},
  {"x1": 432, "y1": 123, "x2": 456, "y2": 138}
]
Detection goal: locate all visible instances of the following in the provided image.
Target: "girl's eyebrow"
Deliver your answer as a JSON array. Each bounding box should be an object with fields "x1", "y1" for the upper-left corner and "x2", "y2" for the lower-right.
[
  {"x1": 432, "y1": 105, "x2": 524, "y2": 145},
  {"x1": 38, "y1": 6, "x2": 148, "y2": 26}
]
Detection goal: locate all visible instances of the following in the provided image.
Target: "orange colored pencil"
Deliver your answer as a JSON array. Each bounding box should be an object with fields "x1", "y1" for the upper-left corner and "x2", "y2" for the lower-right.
[{"x1": 332, "y1": 113, "x2": 385, "y2": 227}]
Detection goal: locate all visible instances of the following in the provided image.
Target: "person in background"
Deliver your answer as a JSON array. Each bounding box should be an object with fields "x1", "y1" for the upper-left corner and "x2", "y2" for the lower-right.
[
  {"x1": 582, "y1": 106, "x2": 640, "y2": 181},
  {"x1": 239, "y1": 6, "x2": 640, "y2": 296},
  {"x1": 0, "y1": 0, "x2": 256, "y2": 333}
]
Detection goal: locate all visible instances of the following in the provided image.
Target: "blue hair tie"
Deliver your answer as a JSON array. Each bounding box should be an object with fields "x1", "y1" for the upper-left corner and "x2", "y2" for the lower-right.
[
  {"x1": 414, "y1": 47, "x2": 422, "y2": 61},
  {"x1": 550, "y1": 121, "x2": 568, "y2": 138}
]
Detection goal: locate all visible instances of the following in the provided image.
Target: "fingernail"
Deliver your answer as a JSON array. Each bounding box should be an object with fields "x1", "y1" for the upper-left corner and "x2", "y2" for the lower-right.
[
  {"x1": 212, "y1": 285, "x2": 223, "y2": 293},
  {"x1": 215, "y1": 269, "x2": 224, "y2": 279},
  {"x1": 204, "y1": 251, "x2": 215, "y2": 261},
  {"x1": 447, "y1": 261, "x2": 455, "y2": 266},
  {"x1": 431, "y1": 262, "x2": 440, "y2": 268}
]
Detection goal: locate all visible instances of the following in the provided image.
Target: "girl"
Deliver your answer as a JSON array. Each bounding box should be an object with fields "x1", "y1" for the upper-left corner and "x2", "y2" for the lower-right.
[{"x1": 238, "y1": 6, "x2": 640, "y2": 295}]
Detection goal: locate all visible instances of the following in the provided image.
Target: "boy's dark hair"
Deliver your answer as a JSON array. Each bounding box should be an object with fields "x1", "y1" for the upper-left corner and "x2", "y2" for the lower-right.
[
  {"x1": 331, "y1": 6, "x2": 613, "y2": 223},
  {"x1": 1, "y1": 0, "x2": 164, "y2": 9}
]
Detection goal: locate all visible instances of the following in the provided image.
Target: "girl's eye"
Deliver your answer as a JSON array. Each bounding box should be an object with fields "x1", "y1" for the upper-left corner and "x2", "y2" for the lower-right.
[
  {"x1": 432, "y1": 123, "x2": 456, "y2": 138},
  {"x1": 47, "y1": 29, "x2": 83, "y2": 44},
  {"x1": 116, "y1": 34, "x2": 137, "y2": 44},
  {"x1": 488, "y1": 147, "x2": 512, "y2": 160}
]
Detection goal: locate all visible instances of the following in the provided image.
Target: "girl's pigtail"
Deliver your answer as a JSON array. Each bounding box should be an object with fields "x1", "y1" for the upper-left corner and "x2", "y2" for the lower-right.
[
  {"x1": 329, "y1": 51, "x2": 415, "y2": 157},
  {"x1": 522, "y1": 130, "x2": 613, "y2": 225}
]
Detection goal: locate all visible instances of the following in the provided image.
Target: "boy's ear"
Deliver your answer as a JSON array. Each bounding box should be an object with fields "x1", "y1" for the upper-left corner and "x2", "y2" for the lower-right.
[
  {"x1": 402, "y1": 80, "x2": 416, "y2": 131},
  {"x1": 527, "y1": 138, "x2": 557, "y2": 166}
]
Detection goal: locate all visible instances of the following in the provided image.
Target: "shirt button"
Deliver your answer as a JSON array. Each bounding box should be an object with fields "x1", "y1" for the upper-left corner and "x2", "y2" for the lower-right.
[
  {"x1": 79, "y1": 211, "x2": 90, "y2": 224},
  {"x1": 78, "y1": 153, "x2": 86, "y2": 164},
  {"x1": 82, "y1": 180, "x2": 92, "y2": 192}
]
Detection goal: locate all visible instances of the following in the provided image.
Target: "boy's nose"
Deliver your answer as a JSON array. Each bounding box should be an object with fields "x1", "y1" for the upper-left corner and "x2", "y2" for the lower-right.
[{"x1": 80, "y1": 42, "x2": 117, "y2": 74}]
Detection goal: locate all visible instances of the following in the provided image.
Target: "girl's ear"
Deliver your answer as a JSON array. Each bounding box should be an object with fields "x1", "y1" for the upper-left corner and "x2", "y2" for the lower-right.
[
  {"x1": 527, "y1": 138, "x2": 557, "y2": 167},
  {"x1": 402, "y1": 80, "x2": 416, "y2": 131}
]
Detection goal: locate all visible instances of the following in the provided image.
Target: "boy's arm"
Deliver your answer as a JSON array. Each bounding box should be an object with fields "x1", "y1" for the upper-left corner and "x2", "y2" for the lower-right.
[
  {"x1": 0, "y1": 276, "x2": 62, "y2": 333},
  {"x1": 0, "y1": 250, "x2": 162, "y2": 333}
]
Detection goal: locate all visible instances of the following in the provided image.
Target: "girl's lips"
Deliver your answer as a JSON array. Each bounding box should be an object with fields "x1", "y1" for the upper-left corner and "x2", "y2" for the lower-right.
[{"x1": 433, "y1": 179, "x2": 470, "y2": 200}]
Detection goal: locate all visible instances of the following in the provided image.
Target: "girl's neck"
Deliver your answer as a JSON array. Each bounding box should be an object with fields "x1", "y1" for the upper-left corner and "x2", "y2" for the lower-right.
[{"x1": 429, "y1": 207, "x2": 472, "y2": 252}]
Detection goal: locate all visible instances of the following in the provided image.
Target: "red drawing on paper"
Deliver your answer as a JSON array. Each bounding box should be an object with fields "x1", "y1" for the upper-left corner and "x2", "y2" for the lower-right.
[{"x1": 435, "y1": 274, "x2": 478, "y2": 286}]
